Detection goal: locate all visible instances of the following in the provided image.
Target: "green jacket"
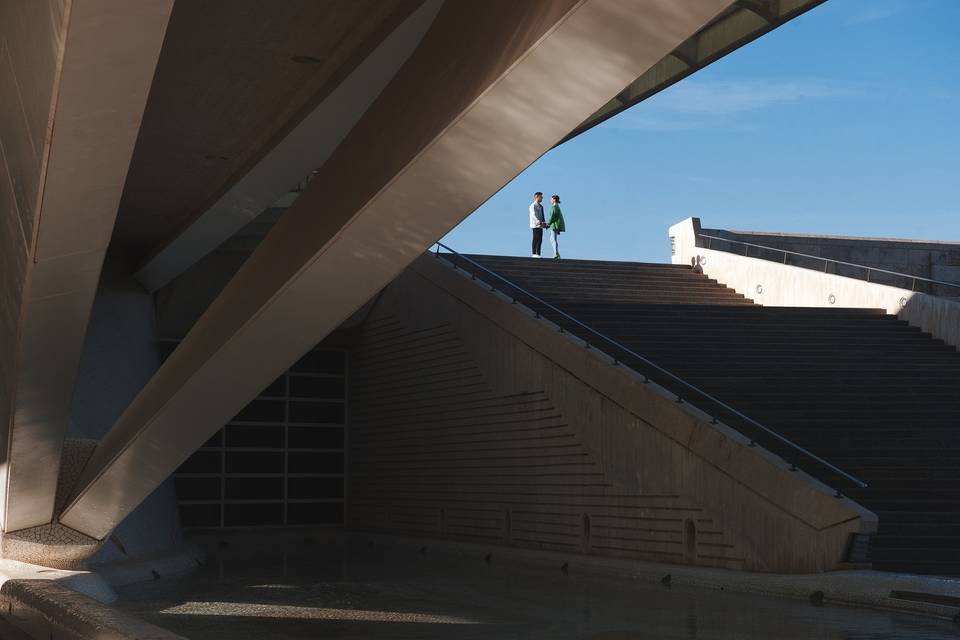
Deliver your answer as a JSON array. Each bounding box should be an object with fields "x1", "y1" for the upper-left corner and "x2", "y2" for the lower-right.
[{"x1": 547, "y1": 204, "x2": 566, "y2": 232}]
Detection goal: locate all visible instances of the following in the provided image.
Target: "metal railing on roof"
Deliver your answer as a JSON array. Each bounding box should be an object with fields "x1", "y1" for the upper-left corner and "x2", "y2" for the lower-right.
[
  {"x1": 699, "y1": 233, "x2": 960, "y2": 294},
  {"x1": 432, "y1": 242, "x2": 867, "y2": 493}
]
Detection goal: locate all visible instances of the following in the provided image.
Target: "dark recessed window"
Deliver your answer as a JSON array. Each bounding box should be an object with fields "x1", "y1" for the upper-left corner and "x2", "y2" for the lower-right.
[
  {"x1": 179, "y1": 504, "x2": 220, "y2": 527},
  {"x1": 288, "y1": 502, "x2": 343, "y2": 525},
  {"x1": 233, "y1": 399, "x2": 285, "y2": 423},
  {"x1": 288, "y1": 426, "x2": 343, "y2": 449},
  {"x1": 288, "y1": 477, "x2": 343, "y2": 500},
  {"x1": 289, "y1": 452, "x2": 344, "y2": 474},
  {"x1": 174, "y1": 346, "x2": 345, "y2": 527},
  {"x1": 289, "y1": 376, "x2": 344, "y2": 399},
  {"x1": 224, "y1": 503, "x2": 283, "y2": 527},
  {"x1": 291, "y1": 351, "x2": 345, "y2": 375},
  {"x1": 289, "y1": 401, "x2": 344, "y2": 425},
  {"x1": 226, "y1": 425, "x2": 283, "y2": 449},
  {"x1": 225, "y1": 478, "x2": 283, "y2": 501},
  {"x1": 178, "y1": 451, "x2": 221, "y2": 474},
  {"x1": 175, "y1": 477, "x2": 221, "y2": 501},
  {"x1": 225, "y1": 451, "x2": 283, "y2": 474}
]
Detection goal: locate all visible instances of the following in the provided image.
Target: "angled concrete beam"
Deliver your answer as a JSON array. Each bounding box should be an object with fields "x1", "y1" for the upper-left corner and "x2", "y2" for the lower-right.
[
  {"x1": 0, "y1": 0, "x2": 173, "y2": 532},
  {"x1": 60, "y1": 0, "x2": 733, "y2": 540},
  {"x1": 133, "y1": 0, "x2": 444, "y2": 294},
  {"x1": 738, "y1": 0, "x2": 780, "y2": 24},
  {"x1": 558, "y1": 0, "x2": 827, "y2": 144}
]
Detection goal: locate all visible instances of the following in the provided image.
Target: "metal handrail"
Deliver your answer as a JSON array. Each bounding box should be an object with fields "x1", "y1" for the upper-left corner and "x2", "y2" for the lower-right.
[
  {"x1": 432, "y1": 241, "x2": 867, "y2": 491},
  {"x1": 699, "y1": 233, "x2": 960, "y2": 293}
]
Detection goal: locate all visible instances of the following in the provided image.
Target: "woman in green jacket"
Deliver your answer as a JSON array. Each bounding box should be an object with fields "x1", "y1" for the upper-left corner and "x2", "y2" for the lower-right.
[{"x1": 547, "y1": 194, "x2": 566, "y2": 259}]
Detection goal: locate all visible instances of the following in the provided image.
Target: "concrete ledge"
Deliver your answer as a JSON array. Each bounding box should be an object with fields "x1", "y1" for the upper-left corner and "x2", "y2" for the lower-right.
[
  {"x1": 93, "y1": 543, "x2": 204, "y2": 588},
  {"x1": 0, "y1": 542, "x2": 203, "y2": 638},
  {"x1": 351, "y1": 531, "x2": 960, "y2": 622},
  {"x1": 0, "y1": 579, "x2": 184, "y2": 640},
  {"x1": 670, "y1": 217, "x2": 960, "y2": 349}
]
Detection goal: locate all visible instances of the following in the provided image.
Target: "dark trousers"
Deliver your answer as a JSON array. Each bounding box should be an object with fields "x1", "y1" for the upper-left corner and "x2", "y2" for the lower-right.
[{"x1": 531, "y1": 227, "x2": 543, "y2": 256}]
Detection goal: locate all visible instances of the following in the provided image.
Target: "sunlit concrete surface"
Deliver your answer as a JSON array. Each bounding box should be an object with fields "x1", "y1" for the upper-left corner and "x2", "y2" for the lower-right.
[{"x1": 114, "y1": 545, "x2": 960, "y2": 640}]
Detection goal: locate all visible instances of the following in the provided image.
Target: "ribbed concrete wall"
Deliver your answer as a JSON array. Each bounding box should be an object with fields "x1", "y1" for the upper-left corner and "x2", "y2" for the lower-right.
[
  {"x1": 347, "y1": 257, "x2": 873, "y2": 573},
  {"x1": 350, "y1": 315, "x2": 745, "y2": 568}
]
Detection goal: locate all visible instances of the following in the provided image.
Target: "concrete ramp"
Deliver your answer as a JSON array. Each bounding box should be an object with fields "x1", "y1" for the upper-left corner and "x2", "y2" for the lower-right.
[{"x1": 347, "y1": 254, "x2": 874, "y2": 574}]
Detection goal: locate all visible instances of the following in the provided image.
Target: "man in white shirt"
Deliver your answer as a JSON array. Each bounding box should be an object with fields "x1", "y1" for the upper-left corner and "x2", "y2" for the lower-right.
[{"x1": 529, "y1": 192, "x2": 546, "y2": 257}]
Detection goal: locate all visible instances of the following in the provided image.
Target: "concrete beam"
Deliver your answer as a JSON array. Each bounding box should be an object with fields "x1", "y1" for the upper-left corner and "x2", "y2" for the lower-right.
[
  {"x1": 133, "y1": 0, "x2": 444, "y2": 293},
  {"x1": 0, "y1": 0, "x2": 173, "y2": 532},
  {"x1": 59, "y1": 0, "x2": 734, "y2": 540}
]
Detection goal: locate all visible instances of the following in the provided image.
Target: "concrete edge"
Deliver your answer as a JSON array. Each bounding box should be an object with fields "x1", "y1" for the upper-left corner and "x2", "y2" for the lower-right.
[
  {"x1": 93, "y1": 542, "x2": 205, "y2": 587},
  {"x1": 0, "y1": 579, "x2": 185, "y2": 639},
  {"x1": 349, "y1": 531, "x2": 960, "y2": 622},
  {"x1": 0, "y1": 542, "x2": 204, "y2": 638}
]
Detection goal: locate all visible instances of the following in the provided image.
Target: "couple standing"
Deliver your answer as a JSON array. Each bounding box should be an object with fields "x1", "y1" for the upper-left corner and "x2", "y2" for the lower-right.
[{"x1": 528, "y1": 191, "x2": 566, "y2": 259}]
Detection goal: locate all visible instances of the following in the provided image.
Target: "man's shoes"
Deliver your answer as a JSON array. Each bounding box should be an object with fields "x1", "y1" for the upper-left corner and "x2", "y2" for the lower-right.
[
  {"x1": 532, "y1": 254, "x2": 542, "y2": 258},
  {"x1": 553, "y1": 254, "x2": 561, "y2": 260}
]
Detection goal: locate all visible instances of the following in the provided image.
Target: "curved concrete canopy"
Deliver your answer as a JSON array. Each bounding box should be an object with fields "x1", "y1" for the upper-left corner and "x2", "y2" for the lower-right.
[
  {"x1": 134, "y1": 0, "x2": 445, "y2": 293},
  {"x1": 59, "y1": 0, "x2": 735, "y2": 540},
  {"x1": 112, "y1": 0, "x2": 424, "y2": 261},
  {"x1": 131, "y1": 0, "x2": 829, "y2": 296},
  {"x1": 560, "y1": 0, "x2": 827, "y2": 144}
]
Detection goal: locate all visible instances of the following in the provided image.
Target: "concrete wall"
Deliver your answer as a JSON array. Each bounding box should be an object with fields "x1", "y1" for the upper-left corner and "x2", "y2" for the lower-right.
[
  {"x1": 347, "y1": 255, "x2": 874, "y2": 574},
  {"x1": 0, "y1": 0, "x2": 69, "y2": 530},
  {"x1": 67, "y1": 258, "x2": 183, "y2": 567},
  {"x1": 700, "y1": 224, "x2": 960, "y2": 295},
  {"x1": 671, "y1": 218, "x2": 960, "y2": 350}
]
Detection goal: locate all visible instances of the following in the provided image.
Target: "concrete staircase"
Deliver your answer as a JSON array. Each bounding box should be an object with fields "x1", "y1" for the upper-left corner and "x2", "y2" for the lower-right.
[{"x1": 464, "y1": 254, "x2": 960, "y2": 576}]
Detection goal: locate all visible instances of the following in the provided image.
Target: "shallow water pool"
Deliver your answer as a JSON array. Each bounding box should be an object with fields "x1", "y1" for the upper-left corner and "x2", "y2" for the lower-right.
[{"x1": 116, "y1": 545, "x2": 959, "y2": 640}]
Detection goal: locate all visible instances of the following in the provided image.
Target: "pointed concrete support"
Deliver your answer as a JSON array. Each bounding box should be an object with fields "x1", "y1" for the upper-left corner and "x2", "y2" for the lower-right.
[
  {"x1": 0, "y1": 0, "x2": 173, "y2": 532},
  {"x1": 60, "y1": 0, "x2": 733, "y2": 540}
]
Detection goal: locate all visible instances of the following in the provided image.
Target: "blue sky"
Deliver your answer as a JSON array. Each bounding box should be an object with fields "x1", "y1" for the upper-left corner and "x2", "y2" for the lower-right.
[{"x1": 441, "y1": 0, "x2": 960, "y2": 262}]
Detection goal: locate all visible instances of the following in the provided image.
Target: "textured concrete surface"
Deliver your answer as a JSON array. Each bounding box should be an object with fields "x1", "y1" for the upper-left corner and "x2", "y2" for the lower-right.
[
  {"x1": 1, "y1": 578, "x2": 184, "y2": 639},
  {"x1": 699, "y1": 225, "x2": 960, "y2": 289},
  {"x1": 670, "y1": 217, "x2": 960, "y2": 349},
  {"x1": 114, "y1": 539, "x2": 960, "y2": 639},
  {"x1": 391, "y1": 255, "x2": 872, "y2": 573}
]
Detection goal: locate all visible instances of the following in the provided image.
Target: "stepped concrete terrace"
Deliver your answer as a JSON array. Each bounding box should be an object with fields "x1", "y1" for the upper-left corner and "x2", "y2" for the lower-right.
[{"x1": 465, "y1": 254, "x2": 960, "y2": 577}]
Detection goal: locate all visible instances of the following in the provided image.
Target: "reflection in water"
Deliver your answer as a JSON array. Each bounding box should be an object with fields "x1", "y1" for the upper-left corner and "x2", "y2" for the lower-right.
[{"x1": 116, "y1": 546, "x2": 958, "y2": 640}]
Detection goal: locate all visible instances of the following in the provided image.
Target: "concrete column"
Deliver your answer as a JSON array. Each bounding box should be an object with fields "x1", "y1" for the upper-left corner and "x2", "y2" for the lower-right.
[{"x1": 0, "y1": 0, "x2": 174, "y2": 534}]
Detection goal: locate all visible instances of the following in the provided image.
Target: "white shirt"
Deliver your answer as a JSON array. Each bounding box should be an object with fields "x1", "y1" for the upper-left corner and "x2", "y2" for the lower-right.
[{"x1": 529, "y1": 201, "x2": 545, "y2": 228}]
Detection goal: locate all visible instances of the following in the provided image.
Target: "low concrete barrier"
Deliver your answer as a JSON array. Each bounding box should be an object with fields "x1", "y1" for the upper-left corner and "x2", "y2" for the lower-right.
[
  {"x1": 0, "y1": 580, "x2": 184, "y2": 640},
  {"x1": 670, "y1": 217, "x2": 960, "y2": 350}
]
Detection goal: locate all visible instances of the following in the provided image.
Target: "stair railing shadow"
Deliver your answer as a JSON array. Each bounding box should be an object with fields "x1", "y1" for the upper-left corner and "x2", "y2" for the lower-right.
[{"x1": 432, "y1": 242, "x2": 867, "y2": 497}]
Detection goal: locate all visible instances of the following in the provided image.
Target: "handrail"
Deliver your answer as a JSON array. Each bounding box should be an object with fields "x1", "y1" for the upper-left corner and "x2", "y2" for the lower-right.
[
  {"x1": 699, "y1": 233, "x2": 960, "y2": 293},
  {"x1": 432, "y1": 242, "x2": 867, "y2": 491}
]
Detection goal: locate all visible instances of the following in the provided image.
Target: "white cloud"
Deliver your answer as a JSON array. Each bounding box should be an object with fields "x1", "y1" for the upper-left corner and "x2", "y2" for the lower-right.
[
  {"x1": 605, "y1": 79, "x2": 846, "y2": 132},
  {"x1": 846, "y1": 0, "x2": 907, "y2": 24},
  {"x1": 651, "y1": 79, "x2": 843, "y2": 115}
]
